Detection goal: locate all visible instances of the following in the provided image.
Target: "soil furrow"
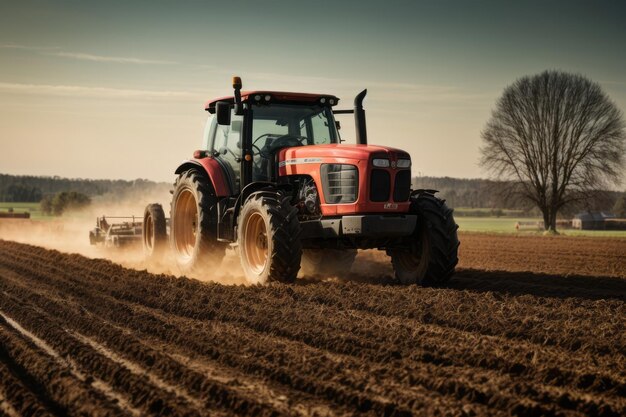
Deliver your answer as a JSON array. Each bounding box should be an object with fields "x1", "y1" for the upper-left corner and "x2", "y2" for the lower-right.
[
  {"x1": 0, "y1": 256, "x2": 493, "y2": 416},
  {"x1": 0, "y1": 314, "x2": 128, "y2": 417},
  {"x1": 0, "y1": 295, "x2": 229, "y2": 417},
  {"x1": 0, "y1": 365, "x2": 49, "y2": 417},
  {"x1": 0, "y1": 267, "x2": 340, "y2": 417},
  {"x1": 0, "y1": 275, "x2": 427, "y2": 415},
  {"x1": 0, "y1": 238, "x2": 624, "y2": 417},
  {"x1": 1, "y1": 243, "x2": 623, "y2": 397},
  {"x1": 6, "y1": 268, "x2": 607, "y2": 417},
  {"x1": 2, "y1": 242, "x2": 621, "y2": 362}
]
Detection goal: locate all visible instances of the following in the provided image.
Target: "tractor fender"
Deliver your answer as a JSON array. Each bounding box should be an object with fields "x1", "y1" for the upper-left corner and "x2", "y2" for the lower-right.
[
  {"x1": 174, "y1": 158, "x2": 231, "y2": 197},
  {"x1": 232, "y1": 182, "x2": 292, "y2": 225}
]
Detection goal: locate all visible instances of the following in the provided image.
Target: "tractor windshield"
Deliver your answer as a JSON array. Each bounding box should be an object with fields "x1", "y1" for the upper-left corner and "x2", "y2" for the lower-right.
[
  {"x1": 250, "y1": 103, "x2": 339, "y2": 181},
  {"x1": 251, "y1": 104, "x2": 339, "y2": 148}
]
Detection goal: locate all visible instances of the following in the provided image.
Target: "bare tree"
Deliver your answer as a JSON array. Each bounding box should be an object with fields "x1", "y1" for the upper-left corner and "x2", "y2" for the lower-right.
[{"x1": 481, "y1": 70, "x2": 625, "y2": 231}]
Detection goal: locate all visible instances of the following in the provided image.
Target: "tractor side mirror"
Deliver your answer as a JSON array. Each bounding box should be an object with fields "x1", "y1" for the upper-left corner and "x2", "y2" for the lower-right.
[
  {"x1": 335, "y1": 121, "x2": 341, "y2": 130},
  {"x1": 216, "y1": 101, "x2": 231, "y2": 126}
]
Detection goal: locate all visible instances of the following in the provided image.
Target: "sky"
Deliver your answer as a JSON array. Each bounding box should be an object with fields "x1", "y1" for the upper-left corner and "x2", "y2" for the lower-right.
[{"x1": 0, "y1": 0, "x2": 625, "y2": 182}]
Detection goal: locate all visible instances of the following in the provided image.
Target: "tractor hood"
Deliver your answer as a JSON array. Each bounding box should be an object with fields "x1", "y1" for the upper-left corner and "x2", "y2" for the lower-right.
[
  {"x1": 277, "y1": 143, "x2": 414, "y2": 216},
  {"x1": 279, "y1": 144, "x2": 410, "y2": 163}
]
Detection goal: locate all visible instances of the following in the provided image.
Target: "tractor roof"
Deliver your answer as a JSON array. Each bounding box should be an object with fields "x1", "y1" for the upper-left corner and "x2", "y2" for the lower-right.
[{"x1": 204, "y1": 91, "x2": 340, "y2": 112}]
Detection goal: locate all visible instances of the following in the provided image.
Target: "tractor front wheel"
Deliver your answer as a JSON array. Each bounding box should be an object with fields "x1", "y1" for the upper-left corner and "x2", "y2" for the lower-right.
[
  {"x1": 170, "y1": 169, "x2": 225, "y2": 273},
  {"x1": 238, "y1": 192, "x2": 302, "y2": 284},
  {"x1": 389, "y1": 192, "x2": 459, "y2": 285}
]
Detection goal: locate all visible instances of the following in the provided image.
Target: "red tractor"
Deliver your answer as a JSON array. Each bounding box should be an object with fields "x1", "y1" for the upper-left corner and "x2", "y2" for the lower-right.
[{"x1": 143, "y1": 77, "x2": 459, "y2": 284}]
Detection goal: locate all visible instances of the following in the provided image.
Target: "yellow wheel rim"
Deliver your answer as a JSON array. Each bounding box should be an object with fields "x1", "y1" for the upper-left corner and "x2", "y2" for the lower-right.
[
  {"x1": 243, "y1": 212, "x2": 268, "y2": 275},
  {"x1": 144, "y1": 212, "x2": 154, "y2": 251},
  {"x1": 174, "y1": 189, "x2": 198, "y2": 261}
]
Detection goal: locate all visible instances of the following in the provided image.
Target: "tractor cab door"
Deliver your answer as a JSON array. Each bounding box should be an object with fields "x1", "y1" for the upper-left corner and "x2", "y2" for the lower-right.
[
  {"x1": 251, "y1": 117, "x2": 290, "y2": 182},
  {"x1": 212, "y1": 111, "x2": 243, "y2": 194}
]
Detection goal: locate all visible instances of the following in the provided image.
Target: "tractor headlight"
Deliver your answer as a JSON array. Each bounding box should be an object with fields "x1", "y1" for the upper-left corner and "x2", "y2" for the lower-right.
[
  {"x1": 397, "y1": 159, "x2": 411, "y2": 168},
  {"x1": 372, "y1": 158, "x2": 390, "y2": 168}
]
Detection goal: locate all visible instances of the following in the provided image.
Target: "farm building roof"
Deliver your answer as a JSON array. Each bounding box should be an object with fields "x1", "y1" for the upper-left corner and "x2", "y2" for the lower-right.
[{"x1": 573, "y1": 211, "x2": 615, "y2": 221}]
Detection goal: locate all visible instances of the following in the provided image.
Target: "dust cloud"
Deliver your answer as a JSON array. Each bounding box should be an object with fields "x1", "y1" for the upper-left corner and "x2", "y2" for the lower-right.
[
  {"x1": 0, "y1": 187, "x2": 247, "y2": 285},
  {"x1": 0, "y1": 186, "x2": 395, "y2": 285}
]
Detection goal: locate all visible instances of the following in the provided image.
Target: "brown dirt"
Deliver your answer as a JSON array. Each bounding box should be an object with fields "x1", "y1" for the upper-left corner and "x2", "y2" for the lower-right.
[{"x1": 0, "y1": 234, "x2": 624, "y2": 416}]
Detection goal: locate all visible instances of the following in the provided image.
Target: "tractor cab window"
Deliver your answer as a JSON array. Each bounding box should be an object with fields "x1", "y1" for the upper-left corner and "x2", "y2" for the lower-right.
[
  {"x1": 310, "y1": 111, "x2": 332, "y2": 144},
  {"x1": 252, "y1": 119, "x2": 288, "y2": 139},
  {"x1": 251, "y1": 103, "x2": 338, "y2": 181},
  {"x1": 202, "y1": 114, "x2": 216, "y2": 150},
  {"x1": 213, "y1": 111, "x2": 243, "y2": 193},
  {"x1": 226, "y1": 117, "x2": 243, "y2": 157},
  {"x1": 213, "y1": 121, "x2": 228, "y2": 151},
  {"x1": 251, "y1": 104, "x2": 337, "y2": 147}
]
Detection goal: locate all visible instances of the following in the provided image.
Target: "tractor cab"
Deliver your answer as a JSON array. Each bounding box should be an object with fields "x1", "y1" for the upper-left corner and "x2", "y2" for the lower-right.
[
  {"x1": 203, "y1": 97, "x2": 340, "y2": 185},
  {"x1": 202, "y1": 90, "x2": 343, "y2": 191}
]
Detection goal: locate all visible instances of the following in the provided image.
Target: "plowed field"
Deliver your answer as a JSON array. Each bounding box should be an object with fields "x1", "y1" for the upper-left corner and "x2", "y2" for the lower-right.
[{"x1": 0, "y1": 235, "x2": 624, "y2": 416}]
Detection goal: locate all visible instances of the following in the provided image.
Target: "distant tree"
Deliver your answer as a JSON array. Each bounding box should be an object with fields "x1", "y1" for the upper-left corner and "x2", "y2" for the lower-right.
[
  {"x1": 613, "y1": 195, "x2": 626, "y2": 218},
  {"x1": 40, "y1": 195, "x2": 54, "y2": 215},
  {"x1": 53, "y1": 191, "x2": 91, "y2": 215},
  {"x1": 481, "y1": 70, "x2": 625, "y2": 231},
  {"x1": 40, "y1": 191, "x2": 91, "y2": 216}
]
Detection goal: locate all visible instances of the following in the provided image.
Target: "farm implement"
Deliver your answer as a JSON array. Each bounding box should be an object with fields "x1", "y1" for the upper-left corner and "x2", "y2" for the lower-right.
[{"x1": 89, "y1": 215, "x2": 146, "y2": 248}]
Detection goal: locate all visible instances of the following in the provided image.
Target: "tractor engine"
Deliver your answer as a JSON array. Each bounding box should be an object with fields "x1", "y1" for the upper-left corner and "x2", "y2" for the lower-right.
[{"x1": 295, "y1": 177, "x2": 320, "y2": 219}]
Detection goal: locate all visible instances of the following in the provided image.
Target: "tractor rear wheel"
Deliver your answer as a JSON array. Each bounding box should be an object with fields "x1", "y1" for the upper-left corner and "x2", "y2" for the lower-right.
[
  {"x1": 389, "y1": 192, "x2": 459, "y2": 285},
  {"x1": 237, "y1": 192, "x2": 302, "y2": 284},
  {"x1": 170, "y1": 169, "x2": 225, "y2": 273},
  {"x1": 143, "y1": 203, "x2": 167, "y2": 260},
  {"x1": 301, "y1": 249, "x2": 357, "y2": 276}
]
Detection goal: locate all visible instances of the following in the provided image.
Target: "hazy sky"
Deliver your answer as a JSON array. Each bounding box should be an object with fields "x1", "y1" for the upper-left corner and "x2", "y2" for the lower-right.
[{"x1": 1, "y1": 0, "x2": 625, "y2": 182}]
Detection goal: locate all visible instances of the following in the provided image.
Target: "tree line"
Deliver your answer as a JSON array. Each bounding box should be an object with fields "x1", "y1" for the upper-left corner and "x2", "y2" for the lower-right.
[
  {"x1": 0, "y1": 174, "x2": 168, "y2": 202},
  {"x1": 413, "y1": 175, "x2": 624, "y2": 216},
  {"x1": 1, "y1": 172, "x2": 622, "y2": 217}
]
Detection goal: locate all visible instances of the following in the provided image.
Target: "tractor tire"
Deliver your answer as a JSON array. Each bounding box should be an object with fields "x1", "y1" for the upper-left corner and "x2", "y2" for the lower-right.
[
  {"x1": 143, "y1": 203, "x2": 167, "y2": 260},
  {"x1": 390, "y1": 192, "x2": 459, "y2": 285},
  {"x1": 237, "y1": 191, "x2": 302, "y2": 284},
  {"x1": 170, "y1": 169, "x2": 226, "y2": 273},
  {"x1": 301, "y1": 249, "x2": 357, "y2": 276}
]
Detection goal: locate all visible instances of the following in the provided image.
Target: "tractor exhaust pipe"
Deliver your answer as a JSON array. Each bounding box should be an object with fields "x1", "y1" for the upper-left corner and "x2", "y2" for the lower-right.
[{"x1": 354, "y1": 89, "x2": 367, "y2": 145}]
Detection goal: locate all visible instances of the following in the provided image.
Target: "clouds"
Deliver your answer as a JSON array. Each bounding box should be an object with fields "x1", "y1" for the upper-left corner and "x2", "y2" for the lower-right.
[
  {"x1": 1, "y1": 44, "x2": 176, "y2": 65},
  {"x1": 0, "y1": 44, "x2": 487, "y2": 106},
  {"x1": 0, "y1": 43, "x2": 60, "y2": 51},
  {"x1": 51, "y1": 52, "x2": 176, "y2": 65},
  {"x1": 0, "y1": 82, "x2": 198, "y2": 100}
]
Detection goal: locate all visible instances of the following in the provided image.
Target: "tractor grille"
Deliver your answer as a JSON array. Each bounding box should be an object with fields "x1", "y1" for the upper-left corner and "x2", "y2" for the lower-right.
[
  {"x1": 370, "y1": 169, "x2": 390, "y2": 202},
  {"x1": 393, "y1": 170, "x2": 411, "y2": 202},
  {"x1": 321, "y1": 164, "x2": 358, "y2": 204}
]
